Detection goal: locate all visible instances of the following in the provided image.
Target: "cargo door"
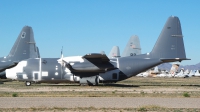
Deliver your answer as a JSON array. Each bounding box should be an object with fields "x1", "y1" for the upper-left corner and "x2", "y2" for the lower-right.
[{"x1": 32, "y1": 72, "x2": 41, "y2": 81}]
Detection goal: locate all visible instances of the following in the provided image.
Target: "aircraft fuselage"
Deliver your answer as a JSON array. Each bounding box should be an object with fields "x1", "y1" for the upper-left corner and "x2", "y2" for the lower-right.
[{"x1": 6, "y1": 55, "x2": 163, "y2": 85}]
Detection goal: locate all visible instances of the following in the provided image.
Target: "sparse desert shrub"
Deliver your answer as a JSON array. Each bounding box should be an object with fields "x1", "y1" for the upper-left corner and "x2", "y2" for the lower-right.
[
  {"x1": 140, "y1": 91, "x2": 145, "y2": 95},
  {"x1": 138, "y1": 107, "x2": 147, "y2": 111},
  {"x1": 137, "y1": 105, "x2": 163, "y2": 111},
  {"x1": 183, "y1": 92, "x2": 190, "y2": 97},
  {"x1": 12, "y1": 93, "x2": 18, "y2": 97}
]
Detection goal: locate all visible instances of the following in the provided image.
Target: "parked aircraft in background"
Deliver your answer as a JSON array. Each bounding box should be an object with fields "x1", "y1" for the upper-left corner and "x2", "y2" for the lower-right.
[
  {"x1": 137, "y1": 63, "x2": 179, "y2": 78},
  {"x1": 0, "y1": 26, "x2": 40, "y2": 79},
  {"x1": 136, "y1": 66, "x2": 159, "y2": 77},
  {"x1": 108, "y1": 46, "x2": 120, "y2": 58},
  {"x1": 194, "y1": 70, "x2": 200, "y2": 77},
  {"x1": 122, "y1": 35, "x2": 141, "y2": 57},
  {"x1": 153, "y1": 66, "x2": 159, "y2": 74},
  {"x1": 184, "y1": 69, "x2": 189, "y2": 75},
  {"x1": 6, "y1": 16, "x2": 189, "y2": 86},
  {"x1": 188, "y1": 70, "x2": 194, "y2": 77},
  {"x1": 100, "y1": 51, "x2": 105, "y2": 55},
  {"x1": 174, "y1": 69, "x2": 184, "y2": 78},
  {"x1": 156, "y1": 71, "x2": 168, "y2": 77},
  {"x1": 109, "y1": 35, "x2": 142, "y2": 58}
]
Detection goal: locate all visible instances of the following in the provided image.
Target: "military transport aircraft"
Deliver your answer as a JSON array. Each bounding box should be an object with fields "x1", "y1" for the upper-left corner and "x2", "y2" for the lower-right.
[
  {"x1": 6, "y1": 16, "x2": 189, "y2": 86},
  {"x1": 0, "y1": 26, "x2": 40, "y2": 79}
]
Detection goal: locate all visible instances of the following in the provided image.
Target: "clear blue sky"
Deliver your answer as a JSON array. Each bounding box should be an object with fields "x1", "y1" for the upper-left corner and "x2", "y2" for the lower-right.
[{"x1": 0, "y1": 0, "x2": 199, "y2": 65}]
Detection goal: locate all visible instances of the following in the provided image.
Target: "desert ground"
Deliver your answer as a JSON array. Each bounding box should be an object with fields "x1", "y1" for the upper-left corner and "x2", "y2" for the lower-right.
[{"x1": 1, "y1": 77, "x2": 200, "y2": 111}]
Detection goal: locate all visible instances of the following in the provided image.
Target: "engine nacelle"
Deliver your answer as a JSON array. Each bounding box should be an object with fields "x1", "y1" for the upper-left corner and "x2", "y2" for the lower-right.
[{"x1": 79, "y1": 75, "x2": 99, "y2": 85}]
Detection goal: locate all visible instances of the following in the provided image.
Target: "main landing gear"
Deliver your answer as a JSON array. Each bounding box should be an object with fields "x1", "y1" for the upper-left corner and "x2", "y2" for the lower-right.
[{"x1": 25, "y1": 81, "x2": 31, "y2": 86}]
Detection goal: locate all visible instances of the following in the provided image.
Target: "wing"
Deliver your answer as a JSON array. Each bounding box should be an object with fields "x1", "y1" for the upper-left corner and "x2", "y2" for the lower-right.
[{"x1": 65, "y1": 53, "x2": 117, "y2": 77}]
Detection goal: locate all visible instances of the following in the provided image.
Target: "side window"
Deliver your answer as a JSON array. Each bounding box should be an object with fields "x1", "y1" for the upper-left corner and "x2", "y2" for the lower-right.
[{"x1": 112, "y1": 73, "x2": 117, "y2": 80}]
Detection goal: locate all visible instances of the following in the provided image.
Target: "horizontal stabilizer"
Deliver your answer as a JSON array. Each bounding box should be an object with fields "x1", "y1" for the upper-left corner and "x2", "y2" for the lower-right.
[
  {"x1": 0, "y1": 62, "x2": 18, "y2": 73},
  {"x1": 160, "y1": 58, "x2": 190, "y2": 62}
]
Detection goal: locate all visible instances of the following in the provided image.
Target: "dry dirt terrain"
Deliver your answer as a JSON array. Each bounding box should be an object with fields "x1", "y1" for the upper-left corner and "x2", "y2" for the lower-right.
[{"x1": 1, "y1": 77, "x2": 200, "y2": 111}]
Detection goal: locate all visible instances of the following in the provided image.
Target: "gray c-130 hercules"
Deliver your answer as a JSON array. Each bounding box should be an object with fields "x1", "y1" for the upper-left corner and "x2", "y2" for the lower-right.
[
  {"x1": 6, "y1": 16, "x2": 189, "y2": 86},
  {"x1": 0, "y1": 26, "x2": 40, "y2": 79}
]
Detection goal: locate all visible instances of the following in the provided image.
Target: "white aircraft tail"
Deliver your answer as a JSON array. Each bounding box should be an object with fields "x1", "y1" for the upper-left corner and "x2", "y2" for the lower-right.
[
  {"x1": 188, "y1": 70, "x2": 194, "y2": 77},
  {"x1": 175, "y1": 69, "x2": 183, "y2": 77},
  {"x1": 153, "y1": 66, "x2": 159, "y2": 73},
  {"x1": 194, "y1": 70, "x2": 200, "y2": 77}
]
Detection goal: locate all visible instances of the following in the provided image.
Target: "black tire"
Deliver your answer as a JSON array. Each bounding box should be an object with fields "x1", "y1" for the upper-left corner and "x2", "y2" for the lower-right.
[
  {"x1": 0, "y1": 75, "x2": 7, "y2": 79},
  {"x1": 25, "y1": 81, "x2": 31, "y2": 86}
]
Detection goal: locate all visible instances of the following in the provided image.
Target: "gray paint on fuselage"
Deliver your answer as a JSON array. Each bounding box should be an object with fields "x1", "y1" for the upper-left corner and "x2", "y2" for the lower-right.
[
  {"x1": 118, "y1": 56, "x2": 162, "y2": 77},
  {"x1": 41, "y1": 58, "x2": 62, "y2": 80},
  {"x1": 21, "y1": 58, "x2": 62, "y2": 81}
]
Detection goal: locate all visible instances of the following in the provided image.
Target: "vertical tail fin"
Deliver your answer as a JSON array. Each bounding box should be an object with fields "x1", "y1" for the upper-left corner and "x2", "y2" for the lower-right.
[
  {"x1": 108, "y1": 46, "x2": 120, "y2": 58},
  {"x1": 100, "y1": 51, "x2": 105, "y2": 55},
  {"x1": 188, "y1": 70, "x2": 193, "y2": 77},
  {"x1": 8, "y1": 26, "x2": 39, "y2": 61},
  {"x1": 153, "y1": 66, "x2": 159, "y2": 73},
  {"x1": 150, "y1": 16, "x2": 187, "y2": 60},
  {"x1": 122, "y1": 35, "x2": 141, "y2": 57},
  {"x1": 195, "y1": 70, "x2": 200, "y2": 76}
]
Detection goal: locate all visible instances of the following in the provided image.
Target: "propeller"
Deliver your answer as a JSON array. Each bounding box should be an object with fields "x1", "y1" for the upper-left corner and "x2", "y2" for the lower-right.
[{"x1": 60, "y1": 46, "x2": 65, "y2": 79}]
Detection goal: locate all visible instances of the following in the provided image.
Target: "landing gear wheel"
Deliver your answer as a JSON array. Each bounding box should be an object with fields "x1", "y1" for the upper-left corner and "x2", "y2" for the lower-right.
[{"x1": 25, "y1": 81, "x2": 31, "y2": 86}]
